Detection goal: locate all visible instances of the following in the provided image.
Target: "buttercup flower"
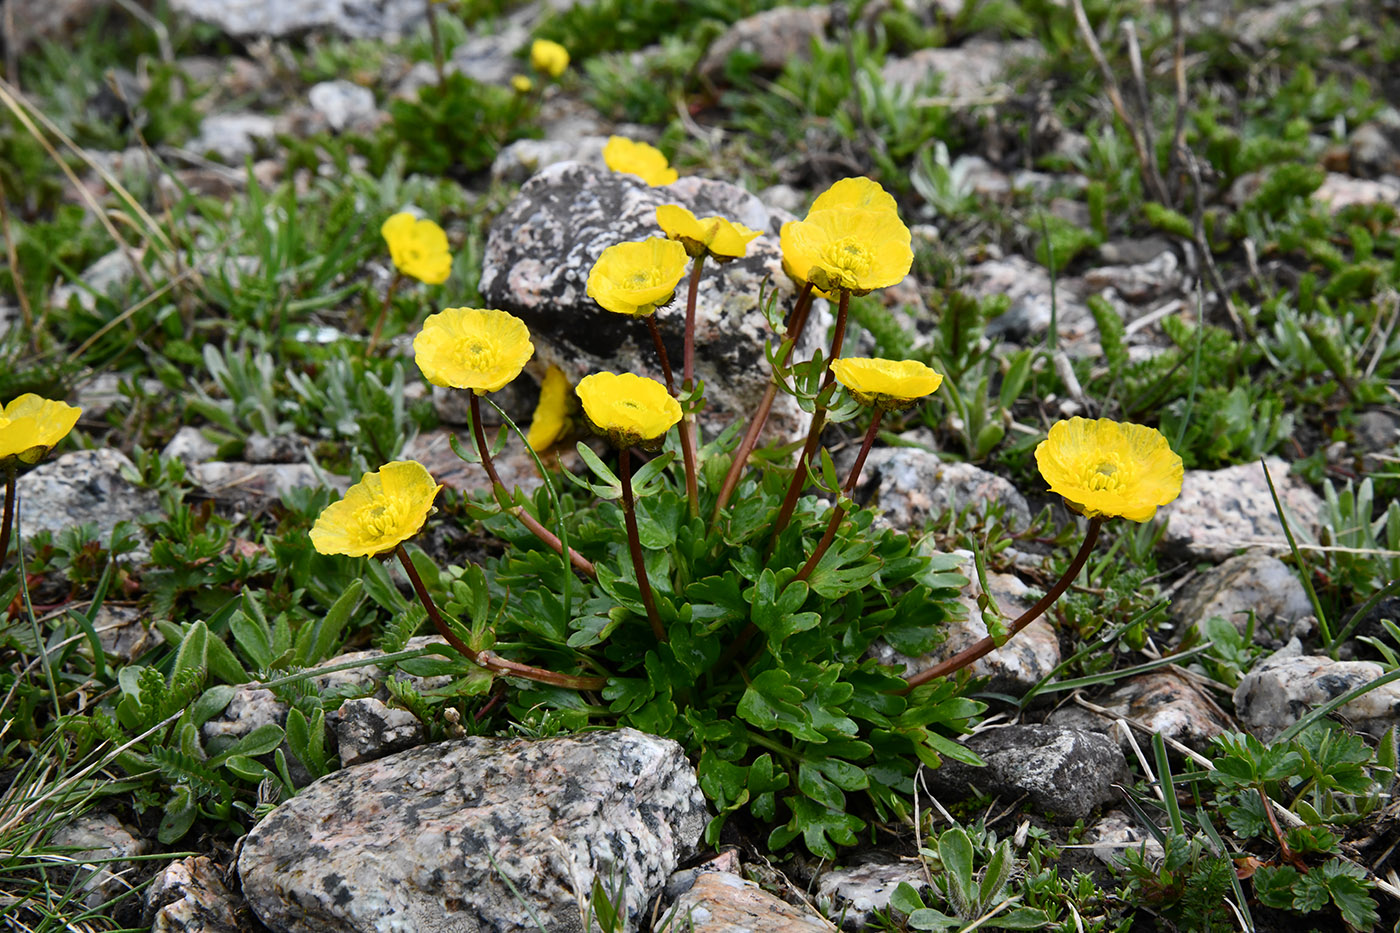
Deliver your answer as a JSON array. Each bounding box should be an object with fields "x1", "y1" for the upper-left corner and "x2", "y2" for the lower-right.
[
  {"x1": 0, "y1": 395, "x2": 81, "y2": 468},
  {"x1": 831, "y1": 358, "x2": 943, "y2": 411},
  {"x1": 527, "y1": 366, "x2": 579, "y2": 452},
  {"x1": 603, "y1": 136, "x2": 678, "y2": 187},
  {"x1": 414, "y1": 307, "x2": 534, "y2": 393},
  {"x1": 381, "y1": 212, "x2": 452, "y2": 285},
  {"x1": 576, "y1": 372, "x2": 682, "y2": 449},
  {"x1": 656, "y1": 205, "x2": 761, "y2": 261},
  {"x1": 310, "y1": 460, "x2": 443, "y2": 557},
  {"x1": 530, "y1": 39, "x2": 569, "y2": 78},
  {"x1": 586, "y1": 238, "x2": 689, "y2": 317},
  {"x1": 780, "y1": 208, "x2": 912, "y2": 295},
  {"x1": 809, "y1": 176, "x2": 900, "y2": 214},
  {"x1": 511, "y1": 74, "x2": 534, "y2": 93},
  {"x1": 1035, "y1": 418, "x2": 1184, "y2": 523}
]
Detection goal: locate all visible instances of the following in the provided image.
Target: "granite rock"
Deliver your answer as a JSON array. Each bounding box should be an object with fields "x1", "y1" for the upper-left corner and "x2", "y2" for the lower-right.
[
  {"x1": 145, "y1": 856, "x2": 243, "y2": 933},
  {"x1": 50, "y1": 813, "x2": 146, "y2": 910},
  {"x1": 699, "y1": 6, "x2": 832, "y2": 81},
  {"x1": 881, "y1": 40, "x2": 1039, "y2": 101},
  {"x1": 1046, "y1": 671, "x2": 1234, "y2": 753},
  {"x1": 52, "y1": 249, "x2": 141, "y2": 312},
  {"x1": 816, "y1": 853, "x2": 929, "y2": 931},
  {"x1": 1171, "y1": 551, "x2": 1313, "y2": 642},
  {"x1": 189, "y1": 112, "x2": 276, "y2": 164},
  {"x1": 14, "y1": 449, "x2": 157, "y2": 549},
  {"x1": 1086, "y1": 810, "x2": 1164, "y2": 868},
  {"x1": 1234, "y1": 645, "x2": 1400, "y2": 741},
  {"x1": 238, "y1": 729, "x2": 707, "y2": 933},
  {"x1": 1160, "y1": 457, "x2": 1323, "y2": 561},
  {"x1": 492, "y1": 136, "x2": 610, "y2": 185},
  {"x1": 966, "y1": 255, "x2": 1094, "y2": 352},
  {"x1": 660, "y1": 871, "x2": 830, "y2": 932},
  {"x1": 335, "y1": 696, "x2": 425, "y2": 767},
  {"x1": 924, "y1": 725, "x2": 1129, "y2": 821},
  {"x1": 478, "y1": 162, "x2": 827, "y2": 441},
  {"x1": 854, "y1": 449, "x2": 1032, "y2": 533},
  {"x1": 307, "y1": 79, "x2": 379, "y2": 133},
  {"x1": 170, "y1": 0, "x2": 427, "y2": 40}
]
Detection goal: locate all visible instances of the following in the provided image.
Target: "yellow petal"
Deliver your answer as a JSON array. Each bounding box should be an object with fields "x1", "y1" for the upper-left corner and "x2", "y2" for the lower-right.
[
  {"x1": 576, "y1": 372, "x2": 682, "y2": 447},
  {"x1": 309, "y1": 460, "x2": 442, "y2": 557},
  {"x1": 586, "y1": 238, "x2": 690, "y2": 316},
  {"x1": 603, "y1": 136, "x2": 678, "y2": 187},
  {"x1": 809, "y1": 176, "x2": 899, "y2": 215},
  {"x1": 530, "y1": 39, "x2": 570, "y2": 78},
  {"x1": 656, "y1": 204, "x2": 762, "y2": 260},
  {"x1": 382, "y1": 213, "x2": 453, "y2": 285},
  {"x1": 527, "y1": 366, "x2": 577, "y2": 452},
  {"x1": 0, "y1": 395, "x2": 81, "y2": 464},
  {"x1": 831, "y1": 358, "x2": 943, "y2": 409},
  {"x1": 781, "y1": 208, "x2": 911, "y2": 294},
  {"x1": 1034, "y1": 418, "x2": 1183, "y2": 523},
  {"x1": 413, "y1": 307, "x2": 534, "y2": 393}
]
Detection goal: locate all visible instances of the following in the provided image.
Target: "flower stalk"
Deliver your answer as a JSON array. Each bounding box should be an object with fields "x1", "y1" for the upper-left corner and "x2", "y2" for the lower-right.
[
  {"x1": 368, "y1": 271, "x2": 403, "y2": 355},
  {"x1": 678, "y1": 256, "x2": 705, "y2": 516},
  {"x1": 619, "y1": 447, "x2": 667, "y2": 643},
  {"x1": 793, "y1": 409, "x2": 883, "y2": 583},
  {"x1": 0, "y1": 469, "x2": 15, "y2": 571},
  {"x1": 770, "y1": 287, "x2": 850, "y2": 541},
  {"x1": 902, "y1": 517, "x2": 1105, "y2": 690},
  {"x1": 424, "y1": 0, "x2": 446, "y2": 88},
  {"x1": 395, "y1": 544, "x2": 605, "y2": 690},
  {"x1": 469, "y1": 393, "x2": 597, "y2": 578}
]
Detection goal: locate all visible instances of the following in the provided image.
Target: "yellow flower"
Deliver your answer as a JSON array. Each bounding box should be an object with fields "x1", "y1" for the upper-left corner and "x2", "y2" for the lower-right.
[
  {"x1": 530, "y1": 39, "x2": 570, "y2": 78},
  {"x1": 511, "y1": 74, "x2": 534, "y2": 93},
  {"x1": 655, "y1": 204, "x2": 762, "y2": 261},
  {"x1": 381, "y1": 212, "x2": 452, "y2": 285},
  {"x1": 831, "y1": 358, "x2": 943, "y2": 411},
  {"x1": 414, "y1": 307, "x2": 534, "y2": 394},
  {"x1": 603, "y1": 136, "x2": 678, "y2": 187},
  {"x1": 586, "y1": 238, "x2": 690, "y2": 317},
  {"x1": 0, "y1": 395, "x2": 81, "y2": 468},
  {"x1": 1034, "y1": 418, "x2": 1184, "y2": 523},
  {"x1": 527, "y1": 365, "x2": 579, "y2": 452},
  {"x1": 809, "y1": 176, "x2": 900, "y2": 214},
  {"x1": 576, "y1": 372, "x2": 682, "y2": 449},
  {"x1": 310, "y1": 460, "x2": 443, "y2": 557},
  {"x1": 779, "y1": 207, "x2": 912, "y2": 296}
]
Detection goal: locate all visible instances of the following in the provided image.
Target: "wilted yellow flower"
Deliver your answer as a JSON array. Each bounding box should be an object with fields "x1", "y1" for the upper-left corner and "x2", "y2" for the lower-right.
[
  {"x1": 511, "y1": 74, "x2": 534, "y2": 93},
  {"x1": 603, "y1": 136, "x2": 678, "y2": 187},
  {"x1": 530, "y1": 39, "x2": 570, "y2": 78},
  {"x1": 576, "y1": 372, "x2": 682, "y2": 449},
  {"x1": 831, "y1": 358, "x2": 943, "y2": 411},
  {"x1": 0, "y1": 395, "x2": 81, "y2": 468},
  {"x1": 381, "y1": 212, "x2": 452, "y2": 285},
  {"x1": 1035, "y1": 418, "x2": 1184, "y2": 523},
  {"x1": 809, "y1": 176, "x2": 900, "y2": 214},
  {"x1": 310, "y1": 461, "x2": 442, "y2": 557},
  {"x1": 586, "y1": 238, "x2": 689, "y2": 317},
  {"x1": 656, "y1": 204, "x2": 761, "y2": 261},
  {"x1": 414, "y1": 307, "x2": 534, "y2": 394},
  {"x1": 527, "y1": 366, "x2": 579, "y2": 452},
  {"x1": 780, "y1": 208, "x2": 912, "y2": 296}
]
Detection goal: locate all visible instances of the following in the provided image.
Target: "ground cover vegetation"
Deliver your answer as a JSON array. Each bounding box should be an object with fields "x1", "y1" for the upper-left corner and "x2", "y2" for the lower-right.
[{"x1": 1, "y1": 0, "x2": 1399, "y2": 930}]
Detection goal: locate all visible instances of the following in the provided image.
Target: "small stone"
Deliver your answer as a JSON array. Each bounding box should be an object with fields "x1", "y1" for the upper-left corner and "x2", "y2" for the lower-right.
[
  {"x1": 923, "y1": 725, "x2": 1129, "y2": 821},
  {"x1": 757, "y1": 184, "x2": 808, "y2": 216},
  {"x1": 1160, "y1": 457, "x2": 1323, "y2": 562},
  {"x1": 189, "y1": 112, "x2": 276, "y2": 164},
  {"x1": 1046, "y1": 671, "x2": 1233, "y2": 753},
  {"x1": 699, "y1": 6, "x2": 832, "y2": 81},
  {"x1": 171, "y1": 0, "x2": 427, "y2": 40},
  {"x1": 1086, "y1": 810, "x2": 1163, "y2": 867},
  {"x1": 73, "y1": 372, "x2": 164, "y2": 420},
  {"x1": 15, "y1": 449, "x2": 158, "y2": 549},
  {"x1": 8, "y1": 0, "x2": 105, "y2": 51},
  {"x1": 1096, "y1": 237, "x2": 1174, "y2": 266},
  {"x1": 951, "y1": 154, "x2": 1011, "y2": 199},
  {"x1": 145, "y1": 856, "x2": 243, "y2": 933},
  {"x1": 307, "y1": 79, "x2": 378, "y2": 133},
  {"x1": 238, "y1": 729, "x2": 707, "y2": 933},
  {"x1": 51, "y1": 813, "x2": 146, "y2": 909},
  {"x1": 492, "y1": 136, "x2": 609, "y2": 185},
  {"x1": 855, "y1": 450, "x2": 1032, "y2": 532},
  {"x1": 335, "y1": 697, "x2": 425, "y2": 767},
  {"x1": 1234, "y1": 646, "x2": 1400, "y2": 741},
  {"x1": 664, "y1": 849, "x2": 742, "y2": 901},
  {"x1": 188, "y1": 462, "x2": 340, "y2": 507},
  {"x1": 881, "y1": 40, "x2": 1039, "y2": 102},
  {"x1": 450, "y1": 22, "x2": 530, "y2": 85},
  {"x1": 660, "y1": 871, "x2": 830, "y2": 932},
  {"x1": 966, "y1": 255, "x2": 1094, "y2": 352},
  {"x1": 162, "y1": 426, "x2": 220, "y2": 465},
  {"x1": 1354, "y1": 409, "x2": 1400, "y2": 454},
  {"x1": 243, "y1": 432, "x2": 309, "y2": 464},
  {"x1": 52, "y1": 249, "x2": 141, "y2": 312},
  {"x1": 817, "y1": 853, "x2": 930, "y2": 931},
  {"x1": 1349, "y1": 123, "x2": 1400, "y2": 177},
  {"x1": 1170, "y1": 552, "x2": 1313, "y2": 643},
  {"x1": 1312, "y1": 173, "x2": 1400, "y2": 213},
  {"x1": 1082, "y1": 250, "x2": 1182, "y2": 304}
]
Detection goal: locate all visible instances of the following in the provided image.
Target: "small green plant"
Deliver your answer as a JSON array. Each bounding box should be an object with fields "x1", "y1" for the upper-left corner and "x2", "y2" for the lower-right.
[{"x1": 381, "y1": 73, "x2": 538, "y2": 178}]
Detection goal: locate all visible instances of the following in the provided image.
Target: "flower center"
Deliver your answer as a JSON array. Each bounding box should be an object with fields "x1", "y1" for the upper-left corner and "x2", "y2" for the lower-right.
[
  {"x1": 360, "y1": 498, "x2": 407, "y2": 539},
  {"x1": 1083, "y1": 456, "x2": 1127, "y2": 492},
  {"x1": 625, "y1": 269, "x2": 665, "y2": 289},
  {"x1": 821, "y1": 236, "x2": 874, "y2": 281}
]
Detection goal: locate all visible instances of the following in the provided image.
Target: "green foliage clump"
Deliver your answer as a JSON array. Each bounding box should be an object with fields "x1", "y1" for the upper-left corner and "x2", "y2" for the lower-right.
[{"x1": 382, "y1": 73, "x2": 538, "y2": 178}]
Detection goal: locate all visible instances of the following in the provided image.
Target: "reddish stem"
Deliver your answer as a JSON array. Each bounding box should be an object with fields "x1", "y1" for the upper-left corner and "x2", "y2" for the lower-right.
[
  {"x1": 645, "y1": 316, "x2": 675, "y2": 395},
  {"x1": 0, "y1": 471, "x2": 14, "y2": 572},
  {"x1": 793, "y1": 409, "x2": 883, "y2": 583},
  {"x1": 619, "y1": 447, "x2": 667, "y2": 643},
  {"x1": 368, "y1": 271, "x2": 403, "y2": 355}
]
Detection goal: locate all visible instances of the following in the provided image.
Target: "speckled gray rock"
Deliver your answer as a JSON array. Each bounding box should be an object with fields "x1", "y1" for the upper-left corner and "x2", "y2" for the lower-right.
[
  {"x1": 660, "y1": 871, "x2": 830, "y2": 932},
  {"x1": 924, "y1": 725, "x2": 1128, "y2": 821},
  {"x1": 1312, "y1": 173, "x2": 1400, "y2": 213},
  {"x1": 145, "y1": 856, "x2": 243, "y2": 933},
  {"x1": 188, "y1": 461, "x2": 338, "y2": 506},
  {"x1": 492, "y1": 136, "x2": 609, "y2": 185},
  {"x1": 698, "y1": 6, "x2": 832, "y2": 81},
  {"x1": 817, "y1": 854, "x2": 929, "y2": 931},
  {"x1": 855, "y1": 450, "x2": 1032, "y2": 533},
  {"x1": 1046, "y1": 671, "x2": 1234, "y2": 752},
  {"x1": 163, "y1": 426, "x2": 221, "y2": 465},
  {"x1": 238, "y1": 729, "x2": 708, "y2": 933},
  {"x1": 189, "y1": 112, "x2": 276, "y2": 164},
  {"x1": 881, "y1": 40, "x2": 1039, "y2": 101},
  {"x1": 1234, "y1": 645, "x2": 1400, "y2": 741},
  {"x1": 966, "y1": 255, "x2": 1095, "y2": 353},
  {"x1": 308, "y1": 80, "x2": 378, "y2": 133},
  {"x1": 1161, "y1": 457, "x2": 1323, "y2": 562},
  {"x1": 478, "y1": 161, "x2": 828, "y2": 441},
  {"x1": 52, "y1": 249, "x2": 140, "y2": 312},
  {"x1": 1086, "y1": 810, "x2": 1163, "y2": 868},
  {"x1": 1171, "y1": 552, "x2": 1313, "y2": 642},
  {"x1": 1082, "y1": 250, "x2": 1182, "y2": 304},
  {"x1": 170, "y1": 0, "x2": 427, "y2": 39},
  {"x1": 335, "y1": 696, "x2": 425, "y2": 767},
  {"x1": 243, "y1": 433, "x2": 311, "y2": 464},
  {"x1": 872, "y1": 552, "x2": 1059, "y2": 697},
  {"x1": 51, "y1": 813, "x2": 146, "y2": 909},
  {"x1": 14, "y1": 449, "x2": 157, "y2": 548}
]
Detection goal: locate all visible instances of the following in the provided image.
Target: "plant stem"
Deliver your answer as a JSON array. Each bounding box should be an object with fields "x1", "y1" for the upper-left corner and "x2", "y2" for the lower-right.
[
  {"x1": 713, "y1": 282, "x2": 815, "y2": 518},
  {"x1": 469, "y1": 393, "x2": 597, "y2": 577},
  {"x1": 424, "y1": 0, "x2": 446, "y2": 88},
  {"x1": 770, "y1": 288, "x2": 850, "y2": 541},
  {"x1": 793, "y1": 409, "x2": 883, "y2": 583},
  {"x1": 619, "y1": 447, "x2": 667, "y2": 643},
  {"x1": 903, "y1": 517, "x2": 1104, "y2": 690},
  {"x1": 396, "y1": 545, "x2": 605, "y2": 690},
  {"x1": 0, "y1": 470, "x2": 14, "y2": 572},
  {"x1": 645, "y1": 316, "x2": 675, "y2": 394},
  {"x1": 368, "y1": 271, "x2": 403, "y2": 355},
  {"x1": 678, "y1": 256, "x2": 705, "y2": 517}
]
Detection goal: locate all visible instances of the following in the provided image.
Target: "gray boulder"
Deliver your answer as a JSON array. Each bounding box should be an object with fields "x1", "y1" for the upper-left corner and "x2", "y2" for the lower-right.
[
  {"x1": 14, "y1": 449, "x2": 157, "y2": 548},
  {"x1": 478, "y1": 161, "x2": 828, "y2": 442},
  {"x1": 1046, "y1": 671, "x2": 1234, "y2": 753},
  {"x1": 1161, "y1": 457, "x2": 1322, "y2": 562},
  {"x1": 238, "y1": 729, "x2": 708, "y2": 933},
  {"x1": 1171, "y1": 551, "x2": 1313, "y2": 643},
  {"x1": 660, "y1": 871, "x2": 830, "y2": 932},
  {"x1": 698, "y1": 6, "x2": 832, "y2": 82},
  {"x1": 1234, "y1": 645, "x2": 1400, "y2": 742},
  {"x1": 855, "y1": 450, "x2": 1033, "y2": 532},
  {"x1": 170, "y1": 0, "x2": 427, "y2": 40},
  {"x1": 145, "y1": 856, "x2": 243, "y2": 933}
]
